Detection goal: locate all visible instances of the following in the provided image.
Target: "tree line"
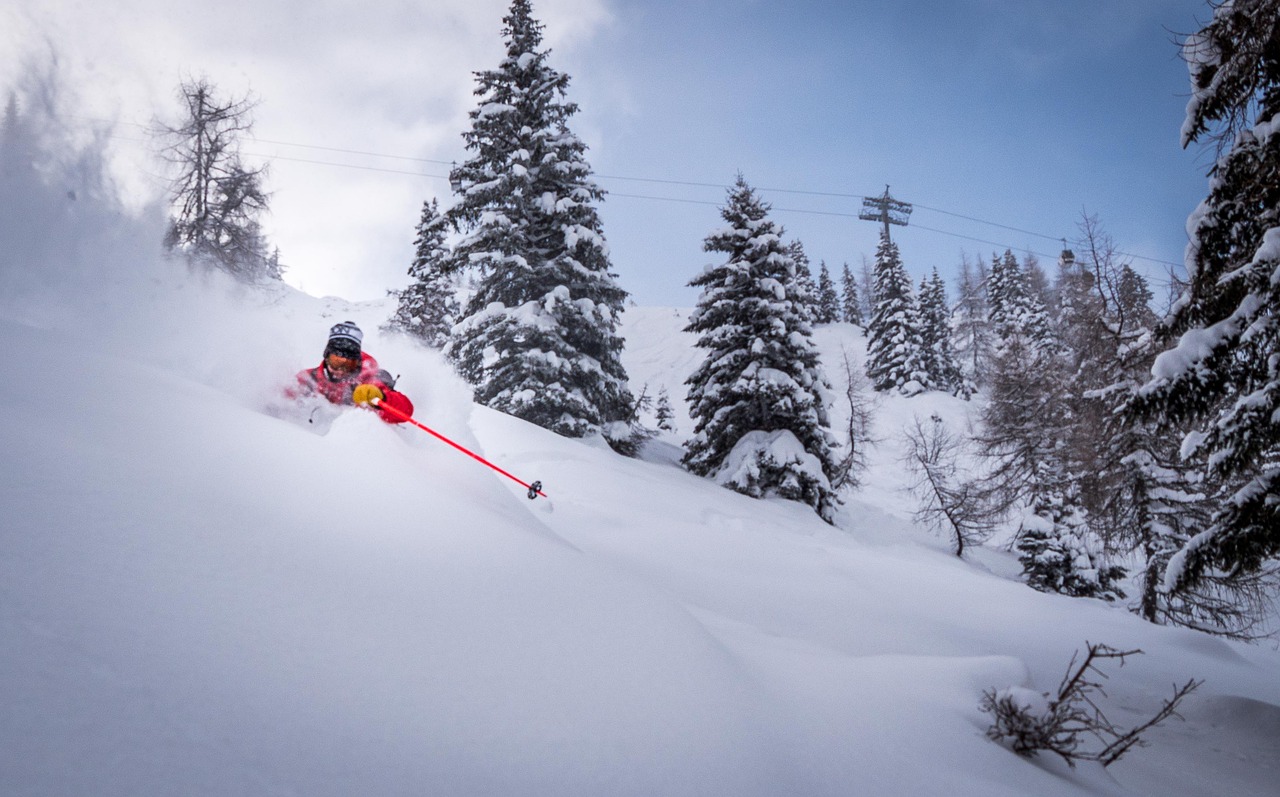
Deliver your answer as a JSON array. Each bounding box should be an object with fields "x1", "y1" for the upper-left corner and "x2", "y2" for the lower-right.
[{"x1": 51, "y1": 0, "x2": 1273, "y2": 636}]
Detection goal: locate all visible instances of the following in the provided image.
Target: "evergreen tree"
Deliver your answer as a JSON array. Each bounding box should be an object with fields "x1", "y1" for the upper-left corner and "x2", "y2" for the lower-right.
[
  {"x1": 1017, "y1": 483, "x2": 1126, "y2": 601},
  {"x1": 387, "y1": 198, "x2": 458, "y2": 348},
  {"x1": 951, "y1": 255, "x2": 992, "y2": 388},
  {"x1": 917, "y1": 268, "x2": 967, "y2": 396},
  {"x1": 1024, "y1": 252, "x2": 1052, "y2": 316},
  {"x1": 840, "y1": 262, "x2": 863, "y2": 326},
  {"x1": 865, "y1": 232, "x2": 927, "y2": 394},
  {"x1": 684, "y1": 176, "x2": 839, "y2": 522},
  {"x1": 445, "y1": 0, "x2": 634, "y2": 444},
  {"x1": 917, "y1": 272, "x2": 942, "y2": 384},
  {"x1": 814, "y1": 260, "x2": 840, "y2": 324},
  {"x1": 1116, "y1": 265, "x2": 1158, "y2": 329},
  {"x1": 156, "y1": 78, "x2": 277, "y2": 282},
  {"x1": 1110, "y1": 330, "x2": 1217, "y2": 628},
  {"x1": 1132, "y1": 0, "x2": 1280, "y2": 590},
  {"x1": 789, "y1": 240, "x2": 817, "y2": 315},
  {"x1": 976, "y1": 319, "x2": 1068, "y2": 516},
  {"x1": 655, "y1": 387, "x2": 676, "y2": 433},
  {"x1": 1084, "y1": 279, "x2": 1203, "y2": 618},
  {"x1": 988, "y1": 250, "x2": 1054, "y2": 353}
]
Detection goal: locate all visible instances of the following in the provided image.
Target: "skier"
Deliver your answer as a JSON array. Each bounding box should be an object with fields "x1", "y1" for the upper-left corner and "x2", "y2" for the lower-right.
[{"x1": 287, "y1": 321, "x2": 414, "y2": 424}]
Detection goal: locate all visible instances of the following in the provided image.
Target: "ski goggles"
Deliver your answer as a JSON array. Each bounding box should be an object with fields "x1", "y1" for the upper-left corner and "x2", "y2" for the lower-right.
[{"x1": 325, "y1": 352, "x2": 360, "y2": 373}]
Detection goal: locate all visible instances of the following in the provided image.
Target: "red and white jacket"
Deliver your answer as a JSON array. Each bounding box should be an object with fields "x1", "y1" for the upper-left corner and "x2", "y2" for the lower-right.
[{"x1": 288, "y1": 352, "x2": 414, "y2": 424}]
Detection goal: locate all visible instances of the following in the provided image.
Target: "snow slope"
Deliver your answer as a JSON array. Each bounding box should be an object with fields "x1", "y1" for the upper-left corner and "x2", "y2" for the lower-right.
[{"x1": 1, "y1": 180, "x2": 1279, "y2": 796}]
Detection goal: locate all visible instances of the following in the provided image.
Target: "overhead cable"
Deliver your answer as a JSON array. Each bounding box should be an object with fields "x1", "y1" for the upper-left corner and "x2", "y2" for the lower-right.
[{"x1": 90, "y1": 120, "x2": 1186, "y2": 272}]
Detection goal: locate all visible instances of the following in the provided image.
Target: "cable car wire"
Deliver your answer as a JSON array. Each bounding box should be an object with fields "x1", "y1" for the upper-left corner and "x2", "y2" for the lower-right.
[{"x1": 87, "y1": 119, "x2": 1187, "y2": 274}]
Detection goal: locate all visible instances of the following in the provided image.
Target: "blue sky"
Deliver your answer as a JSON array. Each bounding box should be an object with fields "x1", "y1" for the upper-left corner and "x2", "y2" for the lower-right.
[
  {"x1": 571, "y1": 0, "x2": 1213, "y2": 306},
  {"x1": 2, "y1": 0, "x2": 1213, "y2": 307}
]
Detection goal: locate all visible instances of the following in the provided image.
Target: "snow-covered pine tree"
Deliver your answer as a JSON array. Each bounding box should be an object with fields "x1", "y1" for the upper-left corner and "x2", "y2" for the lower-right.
[
  {"x1": 1016, "y1": 482, "x2": 1126, "y2": 601},
  {"x1": 985, "y1": 250, "x2": 1059, "y2": 462},
  {"x1": 951, "y1": 254, "x2": 992, "y2": 388},
  {"x1": 655, "y1": 386, "x2": 676, "y2": 433},
  {"x1": 840, "y1": 262, "x2": 863, "y2": 326},
  {"x1": 1114, "y1": 374, "x2": 1269, "y2": 639},
  {"x1": 1117, "y1": 265, "x2": 1157, "y2": 329},
  {"x1": 1024, "y1": 252, "x2": 1053, "y2": 319},
  {"x1": 684, "y1": 176, "x2": 839, "y2": 522},
  {"x1": 918, "y1": 272, "x2": 943, "y2": 388},
  {"x1": 988, "y1": 250, "x2": 1054, "y2": 353},
  {"x1": 865, "y1": 231, "x2": 927, "y2": 394},
  {"x1": 386, "y1": 198, "x2": 458, "y2": 348},
  {"x1": 788, "y1": 240, "x2": 817, "y2": 316},
  {"x1": 1118, "y1": 443, "x2": 1272, "y2": 634},
  {"x1": 917, "y1": 268, "x2": 967, "y2": 396},
  {"x1": 1115, "y1": 375, "x2": 1215, "y2": 628},
  {"x1": 815, "y1": 260, "x2": 840, "y2": 324},
  {"x1": 445, "y1": 0, "x2": 634, "y2": 445},
  {"x1": 976, "y1": 317, "x2": 1068, "y2": 516},
  {"x1": 1131, "y1": 0, "x2": 1280, "y2": 592}
]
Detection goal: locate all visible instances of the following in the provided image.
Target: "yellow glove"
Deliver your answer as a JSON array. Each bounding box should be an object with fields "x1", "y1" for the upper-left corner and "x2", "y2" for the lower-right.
[{"x1": 352, "y1": 383, "x2": 385, "y2": 406}]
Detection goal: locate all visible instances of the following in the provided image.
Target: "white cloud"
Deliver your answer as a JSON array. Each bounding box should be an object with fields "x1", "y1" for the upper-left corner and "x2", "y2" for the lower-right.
[{"x1": 2, "y1": 0, "x2": 614, "y2": 300}]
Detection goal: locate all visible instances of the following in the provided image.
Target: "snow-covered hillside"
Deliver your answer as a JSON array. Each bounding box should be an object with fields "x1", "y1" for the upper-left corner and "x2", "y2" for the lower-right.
[{"x1": 1, "y1": 190, "x2": 1279, "y2": 796}]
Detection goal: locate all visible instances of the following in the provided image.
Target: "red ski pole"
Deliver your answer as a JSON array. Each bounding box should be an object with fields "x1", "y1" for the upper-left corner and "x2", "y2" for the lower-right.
[{"x1": 372, "y1": 398, "x2": 547, "y2": 499}]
